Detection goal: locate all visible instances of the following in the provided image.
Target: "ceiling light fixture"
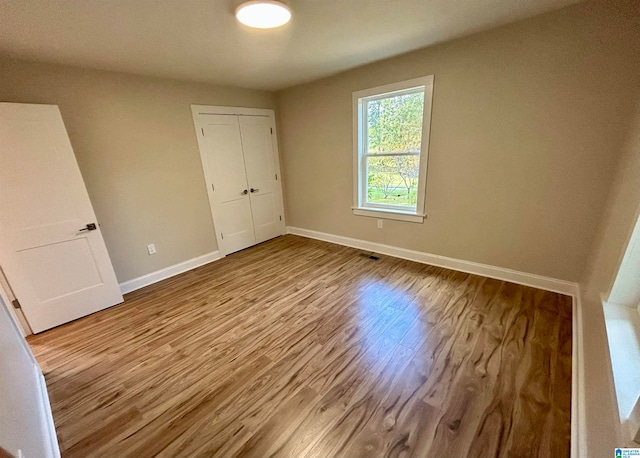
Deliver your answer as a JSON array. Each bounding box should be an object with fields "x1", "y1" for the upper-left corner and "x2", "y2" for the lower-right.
[{"x1": 235, "y1": 0, "x2": 291, "y2": 29}]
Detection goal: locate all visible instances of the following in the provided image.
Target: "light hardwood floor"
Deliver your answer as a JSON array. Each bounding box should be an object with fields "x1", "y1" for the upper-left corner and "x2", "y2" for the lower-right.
[{"x1": 28, "y1": 235, "x2": 572, "y2": 457}]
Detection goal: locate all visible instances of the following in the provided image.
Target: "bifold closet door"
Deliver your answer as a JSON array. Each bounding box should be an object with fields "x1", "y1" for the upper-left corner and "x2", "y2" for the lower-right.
[
  {"x1": 202, "y1": 115, "x2": 256, "y2": 254},
  {"x1": 239, "y1": 115, "x2": 283, "y2": 244},
  {"x1": 194, "y1": 106, "x2": 286, "y2": 257}
]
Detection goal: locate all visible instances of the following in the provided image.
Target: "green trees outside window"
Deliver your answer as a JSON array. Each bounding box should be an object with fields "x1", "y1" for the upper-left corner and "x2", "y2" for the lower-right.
[{"x1": 365, "y1": 92, "x2": 424, "y2": 207}]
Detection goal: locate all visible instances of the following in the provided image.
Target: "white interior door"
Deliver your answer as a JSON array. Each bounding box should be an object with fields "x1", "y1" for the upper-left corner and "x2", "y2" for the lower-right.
[
  {"x1": 193, "y1": 106, "x2": 286, "y2": 257},
  {"x1": 239, "y1": 115, "x2": 286, "y2": 244},
  {"x1": 0, "y1": 103, "x2": 123, "y2": 333},
  {"x1": 202, "y1": 115, "x2": 256, "y2": 254}
]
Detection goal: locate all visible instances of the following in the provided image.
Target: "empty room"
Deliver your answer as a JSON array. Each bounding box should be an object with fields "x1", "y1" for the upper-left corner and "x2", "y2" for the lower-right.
[{"x1": 1, "y1": 0, "x2": 639, "y2": 457}]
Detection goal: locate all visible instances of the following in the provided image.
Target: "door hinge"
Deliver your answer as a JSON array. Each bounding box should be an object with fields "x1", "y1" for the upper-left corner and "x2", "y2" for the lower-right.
[
  {"x1": 12, "y1": 299, "x2": 21, "y2": 309},
  {"x1": 275, "y1": 173, "x2": 278, "y2": 180},
  {"x1": 221, "y1": 233, "x2": 224, "y2": 239},
  {"x1": 201, "y1": 128, "x2": 204, "y2": 136},
  {"x1": 211, "y1": 183, "x2": 215, "y2": 192},
  {"x1": 279, "y1": 215, "x2": 282, "y2": 221},
  {"x1": 270, "y1": 128, "x2": 273, "y2": 134}
]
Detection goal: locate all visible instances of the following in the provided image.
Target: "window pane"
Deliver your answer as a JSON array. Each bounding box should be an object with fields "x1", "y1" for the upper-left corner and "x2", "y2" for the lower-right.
[
  {"x1": 367, "y1": 155, "x2": 419, "y2": 207},
  {"x1": 367, "y1": 91, "x2": 424, "y2": 155}
]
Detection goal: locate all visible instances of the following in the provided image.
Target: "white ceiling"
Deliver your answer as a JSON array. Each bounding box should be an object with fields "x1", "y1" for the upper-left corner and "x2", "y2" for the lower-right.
[{"x1": 0, "y1": 0, "x2": 580, "y2": 91}]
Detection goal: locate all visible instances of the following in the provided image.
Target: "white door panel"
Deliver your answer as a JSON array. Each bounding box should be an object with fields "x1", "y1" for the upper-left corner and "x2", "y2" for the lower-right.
[
  {"x1": 1, "y1": 117, "x2": 80, "y2": 232},
  {"x1": 239, "y1": 115, "x2": 285, "y2": 244},
  {"x1": 250, "y1": 193, "x2": 282, "y2": 243},
  {"x1": 18, "y1": 237, "x2": 104, "y2": 301},
  {"x1": 217, "y1": 199, "x2": 256, "y2": 254},
  {"x1": 239, "y1": 116, "x2": 274, "y2": 193},
  {"x1": 202, "y1": 116, "x2": 256, "y2": 254},
  {"x1": 0, "y1": 103, "x2": 123, "y2": 333},
  {"x1": 204, "y1": 117, "x2": 250, "y2": 203},
  {"x1": 192, "y1": 106, "x2": 285, "y2": 256}
]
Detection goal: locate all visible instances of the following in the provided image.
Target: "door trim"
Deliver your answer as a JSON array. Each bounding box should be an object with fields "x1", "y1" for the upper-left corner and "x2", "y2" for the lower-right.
[
  {"x1": 0, "y1": 270, "x2": 31, "y2": 336},
  {"x1": 191, "y1": 105, "x2": 286, "y2": 256}
]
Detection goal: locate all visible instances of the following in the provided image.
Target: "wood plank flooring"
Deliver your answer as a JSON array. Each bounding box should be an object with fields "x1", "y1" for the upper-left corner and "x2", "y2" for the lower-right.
[{"x1": 27, "y1": 235, "x2": 572, "y2": 457}]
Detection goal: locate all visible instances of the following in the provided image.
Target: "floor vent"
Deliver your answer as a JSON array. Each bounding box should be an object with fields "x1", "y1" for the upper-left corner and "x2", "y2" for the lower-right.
[{"x1": 359, "y1": 253, "x2": 380, "y2": 260}]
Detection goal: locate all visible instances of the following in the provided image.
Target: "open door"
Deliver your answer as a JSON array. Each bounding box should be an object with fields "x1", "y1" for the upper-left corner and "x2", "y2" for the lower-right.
[{"x1": 0, "y1": 103, "x2": 123, "y2": 333}]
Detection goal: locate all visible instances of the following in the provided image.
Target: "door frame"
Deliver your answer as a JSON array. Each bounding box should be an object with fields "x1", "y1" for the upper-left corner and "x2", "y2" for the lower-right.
[
  {"x1": 191, "y1": 105, "x2": 286, "y2": 256},
  {"x1": 0, "y1": 267, "x2": 31, "y2": 336}
]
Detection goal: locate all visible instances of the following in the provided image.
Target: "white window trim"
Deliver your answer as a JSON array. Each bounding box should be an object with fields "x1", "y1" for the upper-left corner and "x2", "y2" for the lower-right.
[{"x1": 352, "y1": 75, "x2": 434, "y2": 223}]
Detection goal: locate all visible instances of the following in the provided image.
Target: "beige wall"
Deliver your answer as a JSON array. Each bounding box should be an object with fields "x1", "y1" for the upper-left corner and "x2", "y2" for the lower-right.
[
  {"x1": 1, "y1": 3, "x2": 639, "y2": 455},
  {"x1": 582, "y1": 106, "x2": 640, "y2": 305},
  {"x1": 0, "y1": 59, "x2": 275, "y2": 282},
  {"x1": 579, "y1": 102, "x2": 640, "y2": 455},
  {"x1": 276, "y1": 1, "x2": 640, "y2": 282}
]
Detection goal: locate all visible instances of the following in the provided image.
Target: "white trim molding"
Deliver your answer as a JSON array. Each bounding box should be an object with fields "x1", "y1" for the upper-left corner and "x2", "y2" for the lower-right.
[
  {"x1": 37, "y1": 366, "x2": 61, "y2": 458},
  {"x1": 191, "y1": 105, "x2": 274, "y2": 117},
  {"x1": 352, "y1": 75, "x2": 434, "y2": 223},
  {"x1": 572, "y1": 290, "x2": 586, "y2": 458},
  {"x1": 352, "y1": 207, "x2": 426, "y2": 223},
  {"x1": 119, "y1": 251, "x2": 221, "y2": 295},
  {"x1": 286, "y1": 226, "x2": 579, "y2": 296}
]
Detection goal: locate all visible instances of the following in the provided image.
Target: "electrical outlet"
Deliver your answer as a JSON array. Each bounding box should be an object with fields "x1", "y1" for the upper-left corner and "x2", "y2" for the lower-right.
[
  {"x1": 377, "y1": 219, "x2": 383, "y2": 229},
  {"x1": 147, "y1": 243, "x2": 156, "y2": 255}
]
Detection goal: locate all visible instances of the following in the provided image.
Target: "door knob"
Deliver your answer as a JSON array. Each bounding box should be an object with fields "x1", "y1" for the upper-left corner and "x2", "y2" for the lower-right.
[
  {"x1": 242, "y1": 189, "x2": 248, "y2": 195},
  {"x1": 250, "y1": 188, "x2": 260, "y2": 193},
  {"x1": 79, "y1": 223, "x2": 97, "y2": 232}
]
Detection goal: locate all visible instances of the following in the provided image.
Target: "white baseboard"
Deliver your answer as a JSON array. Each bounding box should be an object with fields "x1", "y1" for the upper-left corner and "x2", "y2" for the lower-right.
[
  {"x1": 572, "y1": 291, "x2": 586, "y2": 458},
  {"x1": 286, "y1": 226, "x2": 579, "y2": 296},
  {"x1": 119, "y1": 251, "x2": 221, "y2": 295},
  {"x1": 36, "y1": 365, "x2": 61, "y2": 458}
]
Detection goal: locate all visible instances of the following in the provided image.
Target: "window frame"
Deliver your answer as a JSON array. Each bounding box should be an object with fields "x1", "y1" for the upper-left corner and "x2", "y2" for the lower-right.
[{"x1": 352, "y1": 75, "x2": 434, "y2": 223}]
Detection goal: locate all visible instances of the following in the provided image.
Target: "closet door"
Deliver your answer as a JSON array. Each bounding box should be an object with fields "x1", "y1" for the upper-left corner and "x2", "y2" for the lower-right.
[
  {"x1": 239, "y1": 115, "x2": 285, "y2": 244},
  {"x1": 192, "y1": 106, "x2": 286, "y2": 257},
  {"x1": 201, "y1": 115, "x2": 256, "y2": 254}
]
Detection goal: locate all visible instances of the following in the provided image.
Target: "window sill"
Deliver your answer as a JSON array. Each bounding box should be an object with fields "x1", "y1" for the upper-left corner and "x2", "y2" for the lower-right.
[
  {"x1": 352, "y1": 207, "x2": 425, "y2": 223},
  {"x1": 602, "y1": 299, "x2": 640, "y2": 443}
]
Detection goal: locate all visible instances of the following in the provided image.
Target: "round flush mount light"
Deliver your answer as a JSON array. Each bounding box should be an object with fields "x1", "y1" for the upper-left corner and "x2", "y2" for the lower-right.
[{"x1": 235, "y1": 0, "x2": 291, "y2": 29}]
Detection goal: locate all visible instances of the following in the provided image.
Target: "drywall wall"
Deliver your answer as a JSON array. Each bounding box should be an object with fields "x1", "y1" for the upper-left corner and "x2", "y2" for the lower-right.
[
  {"x1": 582, "y1": 103, "x2": 640, "y2": 305},
  {"x1": 0, "y1": 59, "x2": 275, "y2": 282},
  {"x1": 276, "y1": 1, "x2": 640, "y2": 282},
  {"x1": 580, "y1": 102, "x2": 640, "y2": 454},
  {"x1": 0, "y1": 293, "x2": 58, "y2": 458}
]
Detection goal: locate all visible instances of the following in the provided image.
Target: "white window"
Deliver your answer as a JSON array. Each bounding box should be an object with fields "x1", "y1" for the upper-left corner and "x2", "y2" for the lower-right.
[{"x1": 352, "y1": 75, "x2": 434, "y2": 223}]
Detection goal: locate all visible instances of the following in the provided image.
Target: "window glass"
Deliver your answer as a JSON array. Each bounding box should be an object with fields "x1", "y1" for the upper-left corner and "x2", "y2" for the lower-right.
[
  {"x1": 353, "y1": 76, "x2": 433, "y2": 222},
  {"x1": 366, "y1": 92, "x2": 424, "y2": 155}
]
